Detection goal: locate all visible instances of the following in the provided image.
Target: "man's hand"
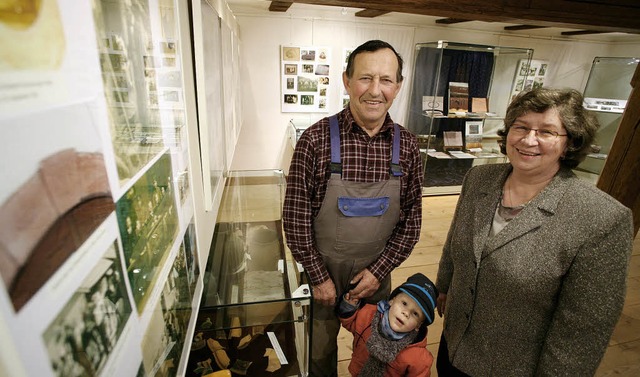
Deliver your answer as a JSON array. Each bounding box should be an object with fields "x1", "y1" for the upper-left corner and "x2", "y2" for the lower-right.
[
  {"x1": 348, "y1": 269, "x2": 380, "y2": 300},
  {"x1": 313, "y1": 279, "x2": 337, "y2": 306}
]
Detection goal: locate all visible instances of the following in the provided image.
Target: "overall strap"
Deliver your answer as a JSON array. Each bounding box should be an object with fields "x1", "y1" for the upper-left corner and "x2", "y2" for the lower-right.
[
  {"x1": 329, "y1": 115, "x2": 342, "y2": 174},
  {"x1": 329, "y1": 115, "x2": 403, "y2": 177},
  {"x1": 390, "y1": 123, "x2": 402, "y2": 177}
]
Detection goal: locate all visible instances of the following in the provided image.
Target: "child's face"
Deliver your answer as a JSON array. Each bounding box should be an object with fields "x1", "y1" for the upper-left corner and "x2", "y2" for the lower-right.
[{"x1": 388, "y1": 292, "x2": 425, "y2": 333}]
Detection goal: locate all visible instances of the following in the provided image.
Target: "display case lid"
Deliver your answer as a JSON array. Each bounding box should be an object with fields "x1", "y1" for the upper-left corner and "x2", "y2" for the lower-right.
[{"x1": 415, "y1": 40, "x2": 533, "y2": 55}]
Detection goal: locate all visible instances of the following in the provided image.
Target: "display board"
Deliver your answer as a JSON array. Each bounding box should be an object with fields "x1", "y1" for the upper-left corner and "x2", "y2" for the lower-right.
[
  {"x1": 280, "y1": 45, "x2": 332, "y2": 113},
  {"x1": 0, "y1": 0, "x2": 205, "y2": 376},
  {"x1": 510, "y1": 59, "x2": 549, "y2": 101}
]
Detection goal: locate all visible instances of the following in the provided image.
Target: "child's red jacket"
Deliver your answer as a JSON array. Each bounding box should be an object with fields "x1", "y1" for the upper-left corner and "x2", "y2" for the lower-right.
[{"x1": 340, "y1": 304, "x2": 434, "y2": 377}]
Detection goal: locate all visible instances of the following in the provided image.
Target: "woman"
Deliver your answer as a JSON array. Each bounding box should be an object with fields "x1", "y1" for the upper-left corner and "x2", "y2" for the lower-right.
[{"x1": 435, "y1": 87, "x2": 633, "y2": 376}]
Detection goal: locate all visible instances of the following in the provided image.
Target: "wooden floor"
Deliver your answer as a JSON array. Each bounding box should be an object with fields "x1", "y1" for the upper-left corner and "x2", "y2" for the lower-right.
[{"x1": 337, "y1": 195, "x2": 640, "y2": 376}]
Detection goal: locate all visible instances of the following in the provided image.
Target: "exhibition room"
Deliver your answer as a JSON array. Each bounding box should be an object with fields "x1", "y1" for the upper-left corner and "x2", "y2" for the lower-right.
[{"x1": 1, "y1": 0, "x2": 639, "y2": 376}]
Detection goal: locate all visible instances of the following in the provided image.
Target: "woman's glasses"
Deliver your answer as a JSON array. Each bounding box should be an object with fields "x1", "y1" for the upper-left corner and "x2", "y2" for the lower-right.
[{"x1": 510, "y1": 125, "x2": 567, "y2": 142}]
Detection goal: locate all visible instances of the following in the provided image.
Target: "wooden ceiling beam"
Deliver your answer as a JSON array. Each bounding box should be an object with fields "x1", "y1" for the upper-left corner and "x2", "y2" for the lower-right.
[
  {"x1": 435, "y1": 18, "x2": 471, "y2": 25},
  {"x1": 504, "y1": 25, "x2": 547, "y2": 31},
  {"x1": 355, "y1": 8, "x2": 390, "y2": 17},
  {"x1": 560, "y1": 30, "x2": 608, "y2": 36},
  {"x1": 269, "y1": 1, "x2": 293, "y2": 12},
  {"x1": 289, "y1": 0, "x2": 640, "y2": 34}
]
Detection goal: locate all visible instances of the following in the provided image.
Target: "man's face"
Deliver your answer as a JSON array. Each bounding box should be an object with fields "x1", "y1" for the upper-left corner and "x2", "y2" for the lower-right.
[{"x1": 343, "y1": 48, "x2": 402, "y2": 130}]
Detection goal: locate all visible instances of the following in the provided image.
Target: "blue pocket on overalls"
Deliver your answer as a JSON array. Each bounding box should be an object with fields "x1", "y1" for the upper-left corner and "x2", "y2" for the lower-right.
[{"x1": 337, "y1": 196, "x2": 390, "y2": 217}]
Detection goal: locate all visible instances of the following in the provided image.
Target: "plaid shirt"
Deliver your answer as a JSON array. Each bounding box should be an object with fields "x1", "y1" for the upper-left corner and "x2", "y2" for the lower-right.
[{"x1": 283, "y1": 107, "x2": 424, "y2": 286}]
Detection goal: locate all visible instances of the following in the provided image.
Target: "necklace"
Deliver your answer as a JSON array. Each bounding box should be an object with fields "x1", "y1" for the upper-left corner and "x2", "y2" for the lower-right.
[
  {"x1": 499, "y1": 177, "x2": 527, "y2": 221},
  {"x1": 502, "y1": 176, "x2": 527, "y2": 209}
]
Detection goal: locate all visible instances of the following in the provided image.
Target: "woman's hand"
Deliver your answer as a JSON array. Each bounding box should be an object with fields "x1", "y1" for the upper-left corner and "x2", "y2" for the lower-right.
[{"x1": 437, "y1": 293, "x2": 447, "y2": 317}]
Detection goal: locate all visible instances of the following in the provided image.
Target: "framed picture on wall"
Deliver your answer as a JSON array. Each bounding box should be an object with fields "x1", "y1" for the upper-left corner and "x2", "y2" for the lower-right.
[
  {"x1": 281, "y1": 45, "x2": 331, "y2": 113},
  {"x1": 510, "y1": 59, "x2": 549, "y2": 102}
]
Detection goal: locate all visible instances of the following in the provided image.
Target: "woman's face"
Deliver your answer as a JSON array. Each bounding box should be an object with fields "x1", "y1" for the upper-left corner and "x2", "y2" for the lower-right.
[
  {"x1": 506, "y1": 108, "x2": 568, "y2": 178},
  {"x1": 388, "y1": 292, "x2": 425, "y2": 333}
]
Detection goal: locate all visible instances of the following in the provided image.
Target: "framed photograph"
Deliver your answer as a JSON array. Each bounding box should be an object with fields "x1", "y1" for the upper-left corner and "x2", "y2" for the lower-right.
[
  {"x1": 315, "y1": 64, "x2": 329, "y2": 75},
  {"x1": 284, "y1": 94, "x2": 298, "y2": 104},
  {"x1": 297, "y1": 76, "x2": 317, "y2": 92},
  {"x1": 115, "y1": 152, "x2": 179, "y2": 313},
  {"x1": 301, "y1": 49, "x2": 316, "y2": 60},
  {"x1": 282, "y1": 46, "x2": 300, "y2": 61},
  {"x1": 284, "y1": 64, "x2": 297, "y2": 75},
  {"x1": 43, "y1": 241, "x2": 133, "y2": 376},
  {"x1": 301, "y1": 95, "x2": 314, "y2": 105},
  {"x1": 510, "y1": 59, "x2": 549, "y2": 100}
]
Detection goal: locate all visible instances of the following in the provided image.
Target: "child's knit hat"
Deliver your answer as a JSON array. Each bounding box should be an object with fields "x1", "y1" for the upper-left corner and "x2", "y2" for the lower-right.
[{"x1": 390, "y1": 273, "x2": 438, "y2": 326}]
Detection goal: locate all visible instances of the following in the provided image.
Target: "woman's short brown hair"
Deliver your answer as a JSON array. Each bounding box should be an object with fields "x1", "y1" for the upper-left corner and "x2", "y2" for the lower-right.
[{"x1": 497, "y1": 87, "x2": 599, "y2": 169}]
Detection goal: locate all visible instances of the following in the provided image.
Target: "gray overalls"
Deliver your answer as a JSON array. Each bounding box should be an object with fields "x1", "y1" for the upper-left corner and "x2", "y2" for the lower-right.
[{"x1": 310, "y1": 115, "x2": 402, "y2": 376}]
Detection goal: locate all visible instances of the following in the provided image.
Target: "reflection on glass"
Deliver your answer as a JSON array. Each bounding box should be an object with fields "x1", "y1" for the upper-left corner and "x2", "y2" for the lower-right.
[
  {"x1": 115, "y1": 152, "x2": 179, "y2": 313},
  {"x1": 188, "y1": 170, "x2": 310, "y2": 377},
  {"x1": 92, "y1": 0, "x2": 185, "y2": 185},
  {"x1": 576, "y1": 57, "x2": 639, "y2": 181}
]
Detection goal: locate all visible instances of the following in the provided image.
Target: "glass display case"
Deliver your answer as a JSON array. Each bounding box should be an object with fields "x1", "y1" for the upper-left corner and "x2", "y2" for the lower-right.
[
  {"x1": 406, "y1": 41, "x2": 534, "y2": 195},
  {"x1": 187, "y1": 170, "x2": 311, "y2": 377},
  {"x1": 288, "y1": 118, "x2": 314, "y2": 148},
  {"x1": 575, "y1": 57, "x2": 640, "y2": 184}
]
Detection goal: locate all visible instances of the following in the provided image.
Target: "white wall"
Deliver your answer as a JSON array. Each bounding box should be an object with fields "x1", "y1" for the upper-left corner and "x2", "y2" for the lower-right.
[{"x1": 231, "y1": 8, "x2": 640, "y2": 171}]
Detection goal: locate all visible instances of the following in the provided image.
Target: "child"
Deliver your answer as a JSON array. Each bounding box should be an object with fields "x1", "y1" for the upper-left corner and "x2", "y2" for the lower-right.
[{"x1": 337, "y1": 273, "x2": 437, "y2": 377}]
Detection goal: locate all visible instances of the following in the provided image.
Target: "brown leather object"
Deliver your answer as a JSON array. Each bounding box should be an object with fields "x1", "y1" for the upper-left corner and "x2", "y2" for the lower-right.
[{"x1": 0, "y1": 148, "x2": 113, "y2": 310}]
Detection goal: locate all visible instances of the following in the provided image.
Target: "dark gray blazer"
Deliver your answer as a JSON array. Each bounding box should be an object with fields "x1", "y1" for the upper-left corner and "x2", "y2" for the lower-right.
[{"x1": 436, "y1": 163, "x2": 633, "y2": 376}]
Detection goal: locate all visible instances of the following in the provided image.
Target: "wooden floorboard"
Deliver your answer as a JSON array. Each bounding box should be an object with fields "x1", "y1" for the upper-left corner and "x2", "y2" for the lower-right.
[{"x1": 337, "y1": 195, "x2": 640, "y2": 377}]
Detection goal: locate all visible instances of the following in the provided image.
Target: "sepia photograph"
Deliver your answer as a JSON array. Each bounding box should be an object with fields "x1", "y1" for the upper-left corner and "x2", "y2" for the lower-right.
[
  {"x1": 43, "y1": 242, "x2": 133, "y2": 377},
  {"x1": 141, "y1": 250, "x2": 192, "y2": 377},
  {"x1": 297, "y1": 76, "x2": 318, "y2": 92},
  {"x1": 301, "y1": 95, "x2": 314, "y2": 105},
  {"x1": 284, "y1": 64, "x2": 297, "y2": 75},
  {"x1": 301, "y1": 49, "x2": 316, "y2": 60},
  {"x1": 284, "y1": 94, "x2": 298, "y2": 104},
  {"x1": 282, "y1": 46, "x2": 300, "y2": 61}
]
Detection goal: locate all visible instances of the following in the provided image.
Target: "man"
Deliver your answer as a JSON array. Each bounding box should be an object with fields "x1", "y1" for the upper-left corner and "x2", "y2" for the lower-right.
[{"x1": 283, "y1": 40, "x2": 423, "y2": 376}]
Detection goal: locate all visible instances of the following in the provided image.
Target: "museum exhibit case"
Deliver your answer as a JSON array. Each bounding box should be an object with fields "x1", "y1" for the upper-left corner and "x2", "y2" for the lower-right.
[
  {"x1": 406, "y1": 41, "x2": 534, "y2": 195},
  {"x1": 187, "y1": 170, "x2": 311, "y2": 377},
  {"x1": 576, "y1": 57, "x2": 640, "y2": 184}
]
